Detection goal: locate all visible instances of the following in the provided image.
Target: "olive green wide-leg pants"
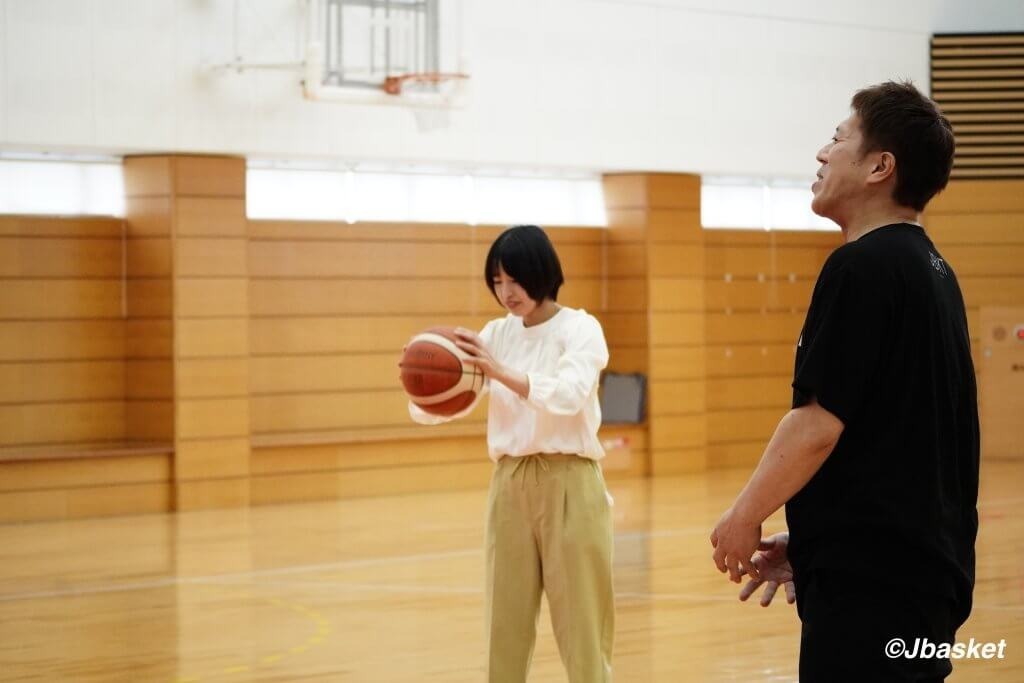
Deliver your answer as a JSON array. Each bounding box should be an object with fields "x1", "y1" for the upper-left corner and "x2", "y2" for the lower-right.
[{"x1": 485, "y1": 453, "x2": 615, "y2": 683}]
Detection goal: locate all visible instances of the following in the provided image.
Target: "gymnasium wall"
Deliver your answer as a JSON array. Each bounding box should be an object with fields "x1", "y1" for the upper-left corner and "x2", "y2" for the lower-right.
[
  {"x1": 925, "y1": 180, "x2": 1024, "y2": 458},
  {"x1": 0, "y1": 0, "x2": 936, "y2": 177},
  {"x1": 1, "y1": 174, "x2": 1018, "y2": 521},
  {"x1": 669, "y1": 178, "x2": 1024, "y2": 471},
  {"x1": 0, "y1": 214, "x2": 174, "y2": 520},
  {"x1": 0, "y1": 215, "x2": 127, "y2": 450},
  {"x1": 925, "y1": 181, "x2": 1024, "y2": 358},
  {"x1": 245, "y1": 219, "x2": 649, "y2": 504},
  {"x1": 0, "y1": 161, "x2": 646, "y2": 521},
  {"x1": 703, "y1": 230, "x2": 839, "y2": 468},
  {"x1": 604, "y1": 174, "x2": 842, "y2": 473},
  {"x1": 604, "y1": 175, "x2": 708, "y2": 475}
]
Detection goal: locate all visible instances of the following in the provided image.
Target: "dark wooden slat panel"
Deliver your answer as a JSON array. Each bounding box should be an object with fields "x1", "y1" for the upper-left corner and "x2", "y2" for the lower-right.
[
  {"x1": 932, "y1": 79, "x2": 1024, "y2": 91},
  {"x1": 931, "y1": 47, "x2": 1024, "y2": 58},
  {"x1": 946, "y1": 112, "x2": 1024, "y2": 123},
  {"x1": 950, "y1": 168, "x2": 1024, "y2": 178},
  {"x1": 933, "y1": 69, "x2": 1024, "y2": 79},
  {"x1": 952, "y1": 123, "x2": 1024, "y2": 133},
  {"x1": 951, "y1": 134, "x2": 1024, "y2": 144},
  {"x1": 956, "y1": 145, "x2": 1024, "y2": 155},
  {"x1": 938, "y1": 101, "x2": 1024, "y2": 112},
  {"x1": 934, "y1": 90, "x2": 1024, "y2": 101},
  {"x1": 954, "y1": 157, "x2": 1024, "y2": 167},
  {"x1": 932, "y1": 35, "x2": 1024, "y2": 47},
  {"x1": 932, "y1": 57, "x2": 1024, "y2": 68}
]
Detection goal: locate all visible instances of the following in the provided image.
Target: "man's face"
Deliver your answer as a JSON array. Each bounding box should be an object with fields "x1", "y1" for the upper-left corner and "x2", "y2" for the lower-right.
[{"x1": 811, "y1": 113, "x2": 871, "y2": 222}]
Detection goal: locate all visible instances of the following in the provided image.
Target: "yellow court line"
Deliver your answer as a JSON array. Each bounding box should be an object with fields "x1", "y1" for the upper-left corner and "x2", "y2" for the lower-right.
[{"x1": 173, "y1": 587, "x2": 332, "y2": 682}]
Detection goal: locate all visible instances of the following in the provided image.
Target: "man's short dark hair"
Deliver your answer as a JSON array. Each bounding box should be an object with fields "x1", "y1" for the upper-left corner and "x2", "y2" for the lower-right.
[
  {"x1": 851, "y1": 80, "x2": 956, "y2": 212},
  {"x1": 485, "y1": 225, "x2": 564, "y2": 303}
]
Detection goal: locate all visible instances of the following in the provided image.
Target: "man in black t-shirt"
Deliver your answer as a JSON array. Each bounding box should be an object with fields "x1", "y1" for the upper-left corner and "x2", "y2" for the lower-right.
[{"x1": 709, "y1": 81, "x2": 979, "y2": 682}]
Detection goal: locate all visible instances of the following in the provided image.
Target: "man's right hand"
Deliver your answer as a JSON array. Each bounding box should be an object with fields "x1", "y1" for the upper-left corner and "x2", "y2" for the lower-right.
[{"x1": 738, "y1": 532, "x2": 796, "y2": 607}]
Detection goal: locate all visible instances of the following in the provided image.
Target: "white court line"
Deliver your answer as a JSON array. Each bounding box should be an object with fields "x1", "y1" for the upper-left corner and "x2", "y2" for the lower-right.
[
  {"x1": 240, "y1": 578, "x2": 484, "y2": 595},
  {"x1": 2, "y1": 494, "x2": 1022, "y2": 607},
  {"x1": 0, "y1": 529, "x2": 714, "y2": 604},
  {"x1": 0, "y1": 548, "x2": 479, "y2": 603},
  {"x1": 4, "y1": 570, "x2": 1023, "y2": 614}
]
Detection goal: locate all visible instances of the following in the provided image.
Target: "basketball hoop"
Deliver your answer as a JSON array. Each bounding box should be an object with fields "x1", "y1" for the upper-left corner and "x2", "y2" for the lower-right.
[
  {"x1": 382, "y1": 72, "x2": 470, "y2": 96},
  {"x1": 381, "y1": 72, "x2": 470, "y2": 133}
]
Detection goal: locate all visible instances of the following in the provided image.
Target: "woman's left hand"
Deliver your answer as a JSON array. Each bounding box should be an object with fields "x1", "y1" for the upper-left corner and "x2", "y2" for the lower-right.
[{"x1": 454, "y1": 328, "x2": 503, "y2": 378}]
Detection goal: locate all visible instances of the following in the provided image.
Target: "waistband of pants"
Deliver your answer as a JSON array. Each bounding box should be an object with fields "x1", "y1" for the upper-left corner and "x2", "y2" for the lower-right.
[{"x1": 497, "y1": 452, "x2": 584, "y2": 464}]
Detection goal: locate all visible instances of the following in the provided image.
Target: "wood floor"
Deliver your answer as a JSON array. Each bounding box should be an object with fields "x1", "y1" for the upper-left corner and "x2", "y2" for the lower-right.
[{"x1": 0, "y1": 460, "x2": 1021, "y2": 682}]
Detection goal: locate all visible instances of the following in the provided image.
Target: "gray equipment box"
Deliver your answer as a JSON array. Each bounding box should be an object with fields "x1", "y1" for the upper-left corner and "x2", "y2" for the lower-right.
[{"x1": 599, "y1": 372, "x2": 647, "y2": 424}]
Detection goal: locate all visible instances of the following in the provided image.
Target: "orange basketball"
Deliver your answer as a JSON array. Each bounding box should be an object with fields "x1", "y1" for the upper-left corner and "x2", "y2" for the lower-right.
[{"x1": 400, "y1": 327, "x2": 485, "y2": 416}]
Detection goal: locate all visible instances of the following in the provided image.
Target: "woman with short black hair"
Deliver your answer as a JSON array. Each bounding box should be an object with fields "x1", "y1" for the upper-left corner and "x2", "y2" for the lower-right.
[{"x1": 410, "y1": 224, "x2": 615, "y2": 682}]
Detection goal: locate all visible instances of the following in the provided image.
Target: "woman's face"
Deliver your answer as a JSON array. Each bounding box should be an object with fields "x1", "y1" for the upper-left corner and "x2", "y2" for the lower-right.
[{"x1": 491, "y1": 264, "x2": 538, "y2": 318}]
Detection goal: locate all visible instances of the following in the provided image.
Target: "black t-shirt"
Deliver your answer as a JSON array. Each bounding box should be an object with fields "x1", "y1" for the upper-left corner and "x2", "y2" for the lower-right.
[{"x1": 786, "y1": 223, "x2": 979, "y2": 627}]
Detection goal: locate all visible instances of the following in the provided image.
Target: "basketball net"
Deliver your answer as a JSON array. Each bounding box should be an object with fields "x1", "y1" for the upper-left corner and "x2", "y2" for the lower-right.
[{"x1": 382, "y1": 73, "x2": 469, "y2": 133}]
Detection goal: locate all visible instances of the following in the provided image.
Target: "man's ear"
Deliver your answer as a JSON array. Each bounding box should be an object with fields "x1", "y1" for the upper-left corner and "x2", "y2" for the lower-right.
[{"x1": 867, "y1": 151, "x2": 897, "y2": 186}]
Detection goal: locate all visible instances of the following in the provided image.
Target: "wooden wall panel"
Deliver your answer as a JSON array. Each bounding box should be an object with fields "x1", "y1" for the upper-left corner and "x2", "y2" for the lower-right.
[
  {"x1": 603, "y1": 174, "x2": 701, "y2": 211},
  {"x1": 176, "y1": 358, "x2": 249, "y2": 397},
  {"x1": 604, "y1": 175, "x2": 705, "y2": 474},
  {"x1": 649, "y1": 346, "x2": 706, "y2": 381},
  {"x1": 125, "y1": 319, "x2": 173, "y2": 359},
  {"x1": 650, "y1": 313, "x2": 705, "y2": 346},
  {"x1": 649, "y1": 279, "x2": 704, "y2": 311},
  {"x1": 0, "y1": 402, "x2": 126, "y2": 448},
  {"x1": 251, "y1": 460, "x2": 494, "y2": 504},
  {"x1": 706, "y1": 376, "x2": 791, "y2": 410},
  {"x1": 176, "y1": 319, "x2": 248, "y2": 358},
  {"x1": 249, "y1": 241, "x2": 476, "y2": 278},
  {"x1": 125, "y1": 401, "x2": 174, "y2": 442},
  {"x1": 252, "y1": 391, "x2": 487, "y2": 434},
  {"x1": 0, "y1": 321, "x2": 125, "y2": 362},
  {"x1": 0, "y1": 481, "x2": 171, "y2": 524},
  {"x1": 0, "y1": 361, "x2": 125, "y2": 403},
  {"x1": 24, "y1": 174, "x2": 1023, "y2": 517},
  {"x1": 0, "y1": 237, "x2": 121, "y2": 277},
  {"x1": 607, "y1": 346, "x2": 648, "y2": 375},
  {"x1": 176, "y1": 278, "x2": 249, "y2": 318},
  {"x1": 0, "y1": 454, "x2": 171, "y2": 492},
  {"x1": 175, "y1": 198, "x2": 247, "y2": 236},
  {"x1": 126, "y1": 279, "x2": 172, "y2": 318},
  {"x1": 250, "y1": 315, "x2": 494, "y2": 356},
  {"x1": 925, "y1": 180, "x2": 1024, "y2": 460},
  {"x1": 702, "y1": 231, "x2": 839, "y2": 469},
  {"x1": 606, "y1": 243, "x2": 646, "y2": 277},
  {"x1": 175, "y1": 438, "x2": 251, "y2": 480},
  {"x1": 125, "y1": 360, "x2": 174, "y2": 399},
  {"x1": 126, "y1": 238, "x2": 171, "y2": 277},
  {"x1": 174, "y1": 156, "x2": 246, "y2": 198},
  {"x1": 649, "y1": 379, "x2": 705, "y2": 415},
  {"x1": 247, "y1": 219, "x2": 615, "y2": 488},
  {"x1": 0, "y1": 217, "x2": 127, "y2": 456},
  {"x1": 706, "y1": 344, "x2": 796, "y2": 378},
  {"x1": 0, "y1": 280, "x2": 122, "y2": 319},
  {"x1": 250, "y1": 354, "x2": 398, "y2": 394},
  {"x1": 124, "y1": 159, "x2": 174, "y2": 448},
  {"x1": 161, "y1": 156, "x2": 253, "y2": 511},
  {"x1": 176, "y1": 398, "x2": 250, "y2": 440},
  {"x1": 250, "y1": 423, "x2": 643, "y2": 506}
]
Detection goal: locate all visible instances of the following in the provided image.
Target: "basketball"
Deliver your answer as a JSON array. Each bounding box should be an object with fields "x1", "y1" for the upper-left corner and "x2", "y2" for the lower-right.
[{"x1": 400, "y1": 327, "x2": 485, "y2": 416}]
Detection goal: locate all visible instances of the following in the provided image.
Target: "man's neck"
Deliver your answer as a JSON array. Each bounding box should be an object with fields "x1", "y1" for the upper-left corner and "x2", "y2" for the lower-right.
[{"x1": 839, "y1": 203, "x2": 919, "y2": 243}]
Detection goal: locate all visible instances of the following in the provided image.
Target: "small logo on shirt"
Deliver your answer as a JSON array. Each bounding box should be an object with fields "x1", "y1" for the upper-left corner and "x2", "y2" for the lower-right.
[{"x1": 929, "y1": 251, "x2": 949, "y2": 278}]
